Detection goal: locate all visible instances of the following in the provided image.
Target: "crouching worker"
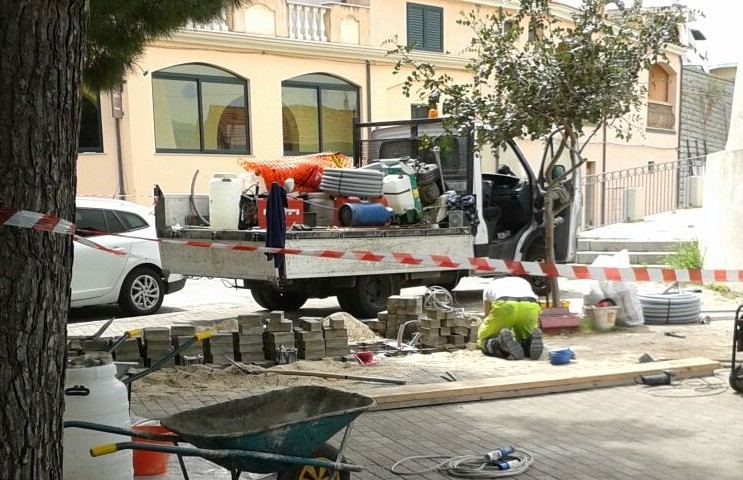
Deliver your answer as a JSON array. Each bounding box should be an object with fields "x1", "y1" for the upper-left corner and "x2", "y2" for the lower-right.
[{"x1": 477, "y1": 276, "x2": 543, "y2": 360}]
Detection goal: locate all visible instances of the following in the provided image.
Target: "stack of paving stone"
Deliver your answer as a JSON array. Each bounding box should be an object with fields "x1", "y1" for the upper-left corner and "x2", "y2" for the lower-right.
[
  {"x1": 144, "y1": 327, "x2": 174, "y2": 367},
  {"x1": 170, "y1": 324, "x2": 203, "y2": 365},
  {"x1": 373, "y1": 295, "x2": 424, "y2": 338},
  {"x1": 323, "y1": 316, "x2": 350, "y2": 357},
  {"x1": 263, "y1": 311, "x2": 295, "y2": 361},
  {"x1": 81, "y1": 338, "x2": 111, "y2": 353},
  {"x1": 205, "y1": 333, "x2": 235, "y2": 363},
  {"x1": 419, "y1": 307, "x2": 477, "y2": 348},
  {"x1": 233, "y1": 314, "x2": 266, "y2": 363},
  {"x1": 294, "y1": 317, "x2": 326, "y2": 360},
  {"x1": 112, "y1": 337, "x2": 142, "y2": 364}
]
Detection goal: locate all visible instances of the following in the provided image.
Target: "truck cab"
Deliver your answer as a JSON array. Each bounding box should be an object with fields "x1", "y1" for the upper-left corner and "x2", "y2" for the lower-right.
[{"x1": 357, "y1": 118, "x2": 581, "y2": 292}]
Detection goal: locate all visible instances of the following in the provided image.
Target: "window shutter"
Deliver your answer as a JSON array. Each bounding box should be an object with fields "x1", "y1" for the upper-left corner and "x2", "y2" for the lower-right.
[
  {"x1": 407, "y1": 4, "x2": 424, "y2": 49},
  {"x1": 423, "y1": 7, "x2": 442, "y2": 52}
]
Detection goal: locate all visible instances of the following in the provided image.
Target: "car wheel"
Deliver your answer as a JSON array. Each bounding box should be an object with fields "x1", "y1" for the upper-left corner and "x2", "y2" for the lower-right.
[
  {"x1": 251, "y1": 288, "x2": 308, "y2": 311},
  {"x1": 119, "y1": 266, "x2": 165, "y2": 316}
]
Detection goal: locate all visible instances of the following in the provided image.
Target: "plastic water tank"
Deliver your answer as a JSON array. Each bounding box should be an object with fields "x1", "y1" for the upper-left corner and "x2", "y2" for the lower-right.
[
  {"x1": 63, "y1": 353, "x2": 133, "y2": 480},
  {"x1": 209, "y1": 172, "x2": 242, "y2": 230},
  {"x1": 382, "y1": 174, "x2": 415, "y2": 215}
]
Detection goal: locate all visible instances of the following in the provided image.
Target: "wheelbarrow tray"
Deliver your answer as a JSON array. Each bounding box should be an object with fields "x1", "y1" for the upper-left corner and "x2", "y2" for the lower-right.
[{"x1": 160, "y1": 386, "x2": 375, "y2": 473}]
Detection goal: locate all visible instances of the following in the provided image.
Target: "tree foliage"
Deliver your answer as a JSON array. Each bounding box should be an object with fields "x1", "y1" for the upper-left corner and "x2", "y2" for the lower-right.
[
  {"x1": 387, "y1": 0, "x2": 688, "y2": 302},
  {"x1": 86, "y1": 0, "x2": 244, "y2": 91}
]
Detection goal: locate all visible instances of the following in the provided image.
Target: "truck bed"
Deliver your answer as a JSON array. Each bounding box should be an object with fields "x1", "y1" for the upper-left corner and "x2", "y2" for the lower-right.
[{"x1": 156, "y1": 195, "x2": 473, "y2": 281}]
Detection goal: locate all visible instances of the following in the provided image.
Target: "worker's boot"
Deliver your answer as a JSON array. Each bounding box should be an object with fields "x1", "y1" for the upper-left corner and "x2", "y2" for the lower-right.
[
  {"x1": 498, "y1": 330, "x2": 525, "y2": 360},
  {"x1": 527, "y1": 328, "x2": 544, "y2": 360}
]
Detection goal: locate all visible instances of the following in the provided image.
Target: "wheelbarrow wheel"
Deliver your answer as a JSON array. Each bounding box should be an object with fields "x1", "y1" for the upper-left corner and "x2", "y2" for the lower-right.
[{"x1": 279, "y1": 443, "x2": 350, "y2": 480}]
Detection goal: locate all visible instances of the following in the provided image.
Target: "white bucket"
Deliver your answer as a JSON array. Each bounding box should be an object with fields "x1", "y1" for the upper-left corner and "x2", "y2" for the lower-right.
[
  {"x1": 382, "y1": 174, "x2": 414, "y2": 214},
  {"x1": 209, "y1": 172, "x2": 242, "y2": 230},
  {"x1": 585, "y1": 306, "x2": 620, "y2": 331},
  {"x1": 63, "y1": 354, "x2": 133, "y2": 480}
]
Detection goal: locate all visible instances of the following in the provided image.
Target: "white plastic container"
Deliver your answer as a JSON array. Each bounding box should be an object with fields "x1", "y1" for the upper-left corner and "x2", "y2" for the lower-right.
[
  {"x1": 63, "y1": 354, "x2": 133, "y2": 480},
  {"x1": 382, "y1": 174, "x2": 415, "y2": 215},
  {"x1": 209, "y1": 172, "x2": 242, "y2": 230}
]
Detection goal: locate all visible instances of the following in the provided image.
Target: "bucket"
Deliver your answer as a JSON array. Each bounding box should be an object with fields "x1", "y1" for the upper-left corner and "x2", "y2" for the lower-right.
[
  {"x1": 63, "y1": 353, "x2": 133, "y2": 480},
  {"x1": 132, "y1": 423, "x2": 172, "y2": 476},
  {"x1": 209, "y1": 172, "x2": 242, "y2": 230},
  {"x1": 338, "y1": 202, "x2": 394, "y2": 227},
  {"x1": 585, "y1": 306, "x2": 620, "y2": 331}
]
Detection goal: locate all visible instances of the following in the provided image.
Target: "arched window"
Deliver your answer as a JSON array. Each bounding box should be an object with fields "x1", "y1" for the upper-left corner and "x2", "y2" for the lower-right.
[
  {"x1": 152, "y1": 63, "x2": 249, "y2": 153},
  {"x1": 281, "y1": 73, "x2": 358, "y2": 156},
  {"x1": 647, "y1": 64, "x2": 676, "y2": 131}
]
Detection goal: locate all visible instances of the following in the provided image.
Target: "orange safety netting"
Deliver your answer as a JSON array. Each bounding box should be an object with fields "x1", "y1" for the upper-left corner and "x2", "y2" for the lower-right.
[{"x1": 239, "y1": 152, "x2": 353, "y2": 192}]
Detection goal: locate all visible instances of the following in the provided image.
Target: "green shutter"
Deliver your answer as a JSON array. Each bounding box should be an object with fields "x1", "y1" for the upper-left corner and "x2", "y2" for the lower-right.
[
  {"x1": 407, "y1": 3, "x2": 443, "y2": 52},
  {"x1": 407, "y1": 4, "x2": 424, "y2": 49},
  {"x1": 424, "y1": 7, "x2": 442, "y2": 52}
]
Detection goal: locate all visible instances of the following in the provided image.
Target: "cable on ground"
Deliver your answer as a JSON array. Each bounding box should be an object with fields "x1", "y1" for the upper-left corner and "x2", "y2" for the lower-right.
[{"x1": 390, "y1": 449, "x2": 533, "y2": 478}]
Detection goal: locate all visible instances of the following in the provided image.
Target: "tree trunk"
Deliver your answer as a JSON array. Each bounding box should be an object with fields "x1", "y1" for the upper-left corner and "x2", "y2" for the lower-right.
[
  {"x1": 544, "y1": 184, "x2": 561, "y2": 307},
  {"x1": 0, "y1": 2, "x2": 87, "y2": 479}
]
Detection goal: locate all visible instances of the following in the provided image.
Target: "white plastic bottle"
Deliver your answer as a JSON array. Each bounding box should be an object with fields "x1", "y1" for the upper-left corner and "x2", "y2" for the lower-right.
[{"x1": 209, "y1": 172, "x2": 242, "y2": 230}]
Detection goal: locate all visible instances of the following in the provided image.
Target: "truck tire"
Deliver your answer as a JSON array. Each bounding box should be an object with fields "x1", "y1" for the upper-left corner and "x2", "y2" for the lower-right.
[
  {"x1": 251, "y1": 288, "x2": 308, "y2": 311},
  {"x1": 523, "y1": 244, "x2": 548, "y2": 296},
  {"x1": 337, "y1": 275, "x2": 399, "y2": 318}
]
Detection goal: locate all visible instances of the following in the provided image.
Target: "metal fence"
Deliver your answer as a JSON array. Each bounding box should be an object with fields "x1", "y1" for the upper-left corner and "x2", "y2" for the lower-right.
[{"x1": 580, "y1": 154, "x2": 706, "y2": 230}]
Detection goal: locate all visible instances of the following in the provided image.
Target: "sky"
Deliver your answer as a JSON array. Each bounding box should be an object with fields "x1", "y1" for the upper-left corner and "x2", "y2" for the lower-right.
[
  {"x1": 680, "y1": 0, "x2": 740, "y2": 67},
  {"x1": 556, "y1": 0, "x2": 740, "y2": 67}
]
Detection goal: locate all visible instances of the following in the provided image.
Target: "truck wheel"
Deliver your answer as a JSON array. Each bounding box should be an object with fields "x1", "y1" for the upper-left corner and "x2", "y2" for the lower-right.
[
  {"x1": 337, "y1": 275, "x2": 399, "y2": 318},
  {"x1": 524, "y1": 245, "x2": 548, "y2": 296},
  {"x1": 251, "y1": 288, "x2": 308, "y2": 311},
  {"x1": 278, "y1": 443, "x2": 349, "y2": 480}
]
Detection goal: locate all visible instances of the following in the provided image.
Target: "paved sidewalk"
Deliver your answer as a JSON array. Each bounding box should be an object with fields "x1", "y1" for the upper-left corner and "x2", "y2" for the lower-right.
[{"x1": 146, "y1": 379, "x2": 742, "y2": 480}]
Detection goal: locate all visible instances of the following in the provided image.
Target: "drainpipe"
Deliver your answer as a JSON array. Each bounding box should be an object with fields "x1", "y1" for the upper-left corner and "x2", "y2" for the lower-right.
[
  {"x1": 365, "y1": 60, "x2": 372, "y2": 122},
  {"x1": 111, "y1": 83, "x2": 126, "y2": 198}
]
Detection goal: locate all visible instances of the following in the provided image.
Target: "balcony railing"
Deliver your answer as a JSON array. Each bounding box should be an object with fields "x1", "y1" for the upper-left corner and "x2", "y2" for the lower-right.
[
  {"x1": 287, "y1": 1, "x2": 329, "y2": 42},
  {"x1": 184, "y1": 9, "x2": 229, "y2": 32}
]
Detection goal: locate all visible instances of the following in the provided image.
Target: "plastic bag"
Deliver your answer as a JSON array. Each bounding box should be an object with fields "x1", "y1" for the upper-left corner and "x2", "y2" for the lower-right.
[{"x1": 583, "y1": 250, "x2": 644, "y2": 327}]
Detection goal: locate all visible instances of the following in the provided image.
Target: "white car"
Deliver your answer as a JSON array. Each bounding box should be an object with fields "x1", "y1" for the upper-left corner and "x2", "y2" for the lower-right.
[{"x1": 71, "y1": 197, "x2": 186, "y2": 316}]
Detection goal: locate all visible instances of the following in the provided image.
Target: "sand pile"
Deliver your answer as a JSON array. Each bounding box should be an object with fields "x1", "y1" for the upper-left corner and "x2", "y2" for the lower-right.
[{"x1": 322, "y1": 312, "x2": 381, "y2": 343}]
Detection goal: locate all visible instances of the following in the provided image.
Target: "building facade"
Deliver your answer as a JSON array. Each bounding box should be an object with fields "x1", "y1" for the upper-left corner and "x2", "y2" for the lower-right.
[{"x1": 77, "y1": 0, "x2": 684, "y2": 202}]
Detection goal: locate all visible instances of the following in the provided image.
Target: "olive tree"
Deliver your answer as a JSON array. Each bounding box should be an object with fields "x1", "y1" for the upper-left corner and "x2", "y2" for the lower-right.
[{"x1": 388, "y1": 0, "x2": 687, "y2": 304}]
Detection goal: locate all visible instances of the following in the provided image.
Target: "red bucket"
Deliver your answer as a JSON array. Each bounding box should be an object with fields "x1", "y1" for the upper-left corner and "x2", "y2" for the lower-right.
[{"x1": 132, "y1": 423, "x2": 172, "y2": 476}]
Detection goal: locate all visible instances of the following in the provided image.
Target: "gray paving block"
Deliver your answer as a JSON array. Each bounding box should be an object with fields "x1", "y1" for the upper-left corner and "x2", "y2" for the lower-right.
[
  {"x1": 237, "y1": 314, "x2": 263, "y2": 327},
  {"x1": 324, "y1": 337, "x2": 349, "y2": 349},
  {"x1": 170, "y1": 324, "x2": 196, "y2": 337},
  {"x1": 323, "y1": 328, "x2": 348, "y2": 339},
  {"x1": 239, "y1": 324, "x2": 264, "y2": 335},
  {"x1": 144, "y1": 327, "x2": 170, "y2": 341}
]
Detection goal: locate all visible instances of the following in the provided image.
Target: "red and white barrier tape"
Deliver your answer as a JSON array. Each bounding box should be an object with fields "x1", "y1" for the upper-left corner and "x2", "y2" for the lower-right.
[{"x1": 2, "y1": 207, "x2": 739, "y2": 283}]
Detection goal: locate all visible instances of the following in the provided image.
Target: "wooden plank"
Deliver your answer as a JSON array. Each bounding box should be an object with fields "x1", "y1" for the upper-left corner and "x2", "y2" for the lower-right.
[{"x1": 369, "y1": 357, "x2": 719, "y2": 410}]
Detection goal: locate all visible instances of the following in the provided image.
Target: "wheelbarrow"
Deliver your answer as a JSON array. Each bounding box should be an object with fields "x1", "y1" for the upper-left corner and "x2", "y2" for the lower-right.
[
  {"x1": 65, "y1": 385, "x2": 375, "y2": 480},
  {"x1": 730, "y1": 305, "x2": 743, "y2": 394}
]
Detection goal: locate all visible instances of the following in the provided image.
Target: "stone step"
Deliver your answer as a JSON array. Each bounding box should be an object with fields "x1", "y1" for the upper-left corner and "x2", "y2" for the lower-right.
[
  {"x1": 577, "y1": 239, "x2": 682, "y2": 253},
  {"x1": 576, "y1": 251, "x2": 672, "y2": 266}
]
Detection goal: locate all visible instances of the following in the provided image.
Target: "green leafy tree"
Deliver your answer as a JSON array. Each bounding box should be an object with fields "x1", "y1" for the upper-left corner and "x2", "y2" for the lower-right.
[
  {"x1": 0, "y1": 1, "x2": 241, "y2": 478},
  {"x1": 387, "y1": 0, "x2": 687, "y2": 304}
]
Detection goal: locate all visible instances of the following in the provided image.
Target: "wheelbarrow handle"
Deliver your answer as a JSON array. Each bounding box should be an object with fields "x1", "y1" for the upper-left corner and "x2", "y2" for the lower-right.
[
  {"x1": 91, "y1": 442, "x2": 364, "y2": 472},
  {"x1": 122, "y1": 331, "x2": 214, "y2": 385},
  {"x1": 107, "y1": 328, "x2": 142, "y2": 354},
  {"x1": 64, "y1": 421, "x2": 181, "y2": 442}
]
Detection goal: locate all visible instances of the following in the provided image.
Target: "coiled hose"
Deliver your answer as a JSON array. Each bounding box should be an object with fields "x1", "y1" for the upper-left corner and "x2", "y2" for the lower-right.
[
  {"x1": 391, "y1": 450, "x2": 533, "y2": 478},
  {"x1": 638, "y1": 283, "x2": 700, "y2": 325}
]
